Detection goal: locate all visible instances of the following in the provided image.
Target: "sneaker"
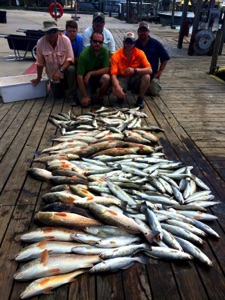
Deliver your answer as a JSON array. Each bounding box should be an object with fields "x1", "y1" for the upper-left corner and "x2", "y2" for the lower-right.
[
  {"x1": 117, "y1": 97, "x2": 124, "y2": 104},
  {"x1": 136, "y1": 96, "x2": 144, "y2": 109},
  {"x1": 67, "y1": 96, "x2": 78, "y2": 106},
  {"x1": 97, "y1": 97, "x2": 104, "y2": 105}
]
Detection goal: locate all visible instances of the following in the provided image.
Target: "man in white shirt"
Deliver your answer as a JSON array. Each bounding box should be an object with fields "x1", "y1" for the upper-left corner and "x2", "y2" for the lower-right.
[{"x1": 82, "y1": 12, "x2": 115, "y2": 57}]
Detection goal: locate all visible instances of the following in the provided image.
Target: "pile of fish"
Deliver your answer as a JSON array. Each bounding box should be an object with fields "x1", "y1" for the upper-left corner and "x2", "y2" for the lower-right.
[{"x1": 14, "y1": 107, "x2": 220, "y2": 299}]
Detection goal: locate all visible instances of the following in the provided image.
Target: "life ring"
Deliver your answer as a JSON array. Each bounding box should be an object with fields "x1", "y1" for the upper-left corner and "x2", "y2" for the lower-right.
[{"x1": 49, "y1": 2, "x2": 64, "y2": 19}]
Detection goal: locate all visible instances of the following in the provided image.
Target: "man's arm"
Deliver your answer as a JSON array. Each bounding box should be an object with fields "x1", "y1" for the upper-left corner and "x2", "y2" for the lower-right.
[
  {"x1": 111, "y1": 74, "x2": 126, "y2": 98},
  {"x1": 125, "y1": 66, "x2": 152, "y2": 76},
  {"x1": 82, "y1": 27, "x2": 92, "y2": 49},
  {"x1": 154, "y1": 60, "x2": 168, "y2": 79},
  {"x1": 31, "y1": 65, "x2": 44, "y2": 86},
  {"x1": 77, "y1": 74, "x2": 91, "y2": 107}
]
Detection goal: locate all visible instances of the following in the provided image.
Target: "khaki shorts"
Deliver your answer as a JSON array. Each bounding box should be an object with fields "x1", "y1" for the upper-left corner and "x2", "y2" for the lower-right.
[{"x1": 146, "y1": 78, "x2": 162, "y2": 96}]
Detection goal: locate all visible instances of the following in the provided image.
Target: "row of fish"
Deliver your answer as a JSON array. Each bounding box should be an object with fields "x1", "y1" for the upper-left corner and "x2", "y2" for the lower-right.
[{"x1": 15, "y1": 107, "x2": 220, "y2": 299}]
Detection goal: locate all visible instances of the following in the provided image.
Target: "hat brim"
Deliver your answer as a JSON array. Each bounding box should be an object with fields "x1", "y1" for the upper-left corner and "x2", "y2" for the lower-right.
[
  {"x1": 124, "y1": 38, "x2": 136, "y2": 42},
  {"x1": 41, "y1": 25, "x2": 59, "y2": 32}
]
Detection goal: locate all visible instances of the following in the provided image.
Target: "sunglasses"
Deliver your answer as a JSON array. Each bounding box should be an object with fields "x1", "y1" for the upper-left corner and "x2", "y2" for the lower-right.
[
  {"x1": 92, "y1": 39, "x2": 103, "y2": 44},
  {"x1": 124, "y1": 39, "x2": 136, "y2": 45},
  {"x1": 47, "y1": 29, "x2": 58, "y2": 34},
  {"x1": 94, "y1": 19, "x2": 104, "y2": 24}
]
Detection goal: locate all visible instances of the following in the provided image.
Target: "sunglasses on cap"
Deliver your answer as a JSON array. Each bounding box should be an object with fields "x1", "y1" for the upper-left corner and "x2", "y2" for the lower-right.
[
  {"x1": 47, "y1": 28, "x2": 58, "y2": 34},
  {"x1": 92, "y1": 39, "x2": 103, "y2": 44},
  {"x1": 124, "y1": 38, "x2": 136, "y2": 45},
  {"x1": 93, "y1": 18, "x2": 104, "y2": 24}
]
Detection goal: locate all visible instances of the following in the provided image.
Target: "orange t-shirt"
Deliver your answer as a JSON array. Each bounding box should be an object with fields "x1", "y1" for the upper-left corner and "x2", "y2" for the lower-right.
[{"x1": 111, "y1": 47, "x2": 151, "y2": 77}]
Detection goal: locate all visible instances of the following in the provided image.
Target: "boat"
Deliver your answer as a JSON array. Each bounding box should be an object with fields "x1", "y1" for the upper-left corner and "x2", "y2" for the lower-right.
[{"x1": 157, "y1": 11, "x2": 195, "y2": 26}]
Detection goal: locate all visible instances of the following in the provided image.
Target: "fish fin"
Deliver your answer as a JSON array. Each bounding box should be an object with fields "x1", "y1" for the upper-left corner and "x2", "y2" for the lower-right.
[
  {"x1": 43, "y1": 287, "x2": 54, "y2": 295},
  {"x1": 120, "y1": 200, "x2": 128, "y2": 210},
  {"x1": 121, "y1": 262, "x2": 135, "y2": 270},
  {"x1": 55, "y1": 212, "x2": 68, "y2": 216},
  {"x1": 38, "y1": 240, "x2": 47, "y2": 248},
  {"x1": 49, "y1": 268, "x2": 61, "y2": 275},
  {"x1": 40, "y1": 249, "x2": 49, "y2": 265}
]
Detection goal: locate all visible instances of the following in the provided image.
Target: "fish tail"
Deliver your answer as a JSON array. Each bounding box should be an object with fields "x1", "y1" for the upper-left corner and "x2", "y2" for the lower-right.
[
  {"x1": 119, "y1": 200, "x2": 128, "y2": 210},
  {"x1": 136, "y1": 254, "x2": 149, "y2": 265},
  {"x1": 145, "y1": 230, "x2": 160, "y2": 244}
]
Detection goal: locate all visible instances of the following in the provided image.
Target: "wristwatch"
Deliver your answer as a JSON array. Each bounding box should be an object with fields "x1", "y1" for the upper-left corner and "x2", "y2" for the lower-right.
[
  {"x1": 59, "y1": 67, "x2": 64, "y2": 73},
  {"x1": 134, "y1": 68, "x2": 137, "y2": 73}
]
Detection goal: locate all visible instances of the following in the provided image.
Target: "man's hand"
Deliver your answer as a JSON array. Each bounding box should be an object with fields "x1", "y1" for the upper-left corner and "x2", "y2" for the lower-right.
[
  {"x1": 31, "y1": 77, "x2": 41, "y2": 86},
  {"x1": 52, "y1": 69, "x2": 61, "y2": 82},
  {"x1": 154, "y1": 70, "x2": 163, "y2": 79},
  {"x1": 124, "y1": 67, "x2": 135, "y2": 75},
  {"x1": 81, "y1": 96, "x2": 91, "y2": 107},
  {"x1": 113, "y1": 85, "x2": 126, "y2": 99}
]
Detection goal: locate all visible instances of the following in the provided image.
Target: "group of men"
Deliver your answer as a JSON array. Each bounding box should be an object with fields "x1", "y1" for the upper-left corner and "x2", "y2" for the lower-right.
[{"x1": 32, "y1": 12, "x2": 170, "y2": 109}]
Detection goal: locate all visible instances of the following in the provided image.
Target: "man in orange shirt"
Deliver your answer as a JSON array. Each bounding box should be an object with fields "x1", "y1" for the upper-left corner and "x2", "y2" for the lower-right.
[{"x1": 111, "y1": 32, "x2": 152, "y2": 109}]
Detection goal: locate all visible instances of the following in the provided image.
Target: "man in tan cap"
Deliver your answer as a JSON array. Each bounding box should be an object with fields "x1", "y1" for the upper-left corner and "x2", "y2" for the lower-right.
[
  {"x1": 31, "y1": 20, "x2": 78, "y2": 105},
  {"x1": 110, "y1": 32, "x2": 152, "y2": 109},
  {"x1": 82, "y1": 12, "x2": 115, "y2": 57},
  {"x1": 136, "y1": 21, "x2": 170, "y2": 96}
]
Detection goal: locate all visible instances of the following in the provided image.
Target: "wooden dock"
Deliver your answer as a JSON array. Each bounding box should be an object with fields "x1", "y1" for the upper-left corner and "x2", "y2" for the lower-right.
[{"x1": 1, "y1": 16, "x2": 225, "y2": 300}]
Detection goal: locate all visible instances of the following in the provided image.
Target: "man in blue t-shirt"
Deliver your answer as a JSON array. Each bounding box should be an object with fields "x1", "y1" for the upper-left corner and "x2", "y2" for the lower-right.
[
  {"x1": 135, "y1": 21, "x2": 170, "y2": 96},
  {"x1": 64, "y1": 20, "x2": 83, "y2": 105}
]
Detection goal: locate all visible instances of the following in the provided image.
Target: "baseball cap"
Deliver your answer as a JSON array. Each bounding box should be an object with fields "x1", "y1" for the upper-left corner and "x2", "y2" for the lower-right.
[
  {"x1": 138, "y1": 21, "x2": 150, "y2": 30},
  {"x1": 93, "y1": 12, "x2": 105, "y2": 21},
  {"x1": 124, "y1": 32, "x2": 136, "y2": 42}
]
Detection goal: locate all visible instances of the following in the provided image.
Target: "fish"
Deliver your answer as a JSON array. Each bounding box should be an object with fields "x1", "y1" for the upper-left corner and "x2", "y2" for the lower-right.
[
  {"x1": 106, "y1": 180, "x2": 137, "y2": 206},
  {"x1": 84, "y1": 225, "x2": 135, "y2": 238},
  {"x1": 141, "y1": 204, "x2": 163, "y2": 240},
  {"x1": 14, "y1": 250, "x2": 100, "y2": 281},
  {"x1": 20, "y1": 227, "x2": 83, "y2": 243},
  {"x1": 99, "y1": 243, "x2": 150, "y2": 259},
  {"x1": 89, "y1": 255, "x2": 149, "y2": 273},
  {"x1": 15, "y1": 240, "x2": 82, "y2": 261},
  {"x1": 144, "y1": 247, "x2": 193, "y2": 261},
  {"x1": 71, "y1": 233, "x2": 102, "y2": 245},
  {"x1": 95, "y1": 235, "x2": 142, "y2": 248},
  {"x1": 34, "y1": 211, "x2": 102, "y2": 229},
  {"x1": 73, "y1": 195, "x2": 127, "y2": 210},
  {"x1": 161, "y1": 223, "x2": 205, "y2": 245},
  {"x1": 28, "y1": 168, "x2": 52, "y2": 182},
  {"x1": 88, "y1": 203, "x2": 156, "y2": 244},
  {"x1": 41, "y1": 202, "x2": 94, "y2": 219},
  {"x1": 174, "y1": 236, "x2": 213, "y2": 267}
]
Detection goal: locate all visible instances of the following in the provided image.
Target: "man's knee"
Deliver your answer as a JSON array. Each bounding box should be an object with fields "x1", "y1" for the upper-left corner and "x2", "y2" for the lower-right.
[
  {"x1": 100, "y1": 74, "x2": 111, "y2": 85},
  {"x1": 142, "y1": 74, "x2": 151, "y2": 84},
  {"x1": 66, "y1": 65, "x2": 76, "y2": 76}
]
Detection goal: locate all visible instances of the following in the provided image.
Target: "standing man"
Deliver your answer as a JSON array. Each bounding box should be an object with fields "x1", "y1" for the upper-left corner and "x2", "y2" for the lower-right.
[
  {"x1": 64, "y1": 19, "x2": 83, "y2": 105},
  {"x1": 77, "y1": 32, "x2": 110, "y2": 107},
  {"x1": 31, "y1": 20, "x2": 76, "y2": 105},
  {"x1": 135, "y1": 21, "x2": 170, "y2": 96},
  {"x1": 111, "y1": 32, "x2": 152, "y2": 109},
  {"x1": 82, "y1": 12, "x2": 115, "y2": 57}
]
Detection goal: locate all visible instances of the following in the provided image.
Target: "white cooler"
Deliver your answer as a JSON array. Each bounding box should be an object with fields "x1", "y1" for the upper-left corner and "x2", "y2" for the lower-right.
[{"x1": 0, "y1": 74, "x2": 49, "y2": 103}]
